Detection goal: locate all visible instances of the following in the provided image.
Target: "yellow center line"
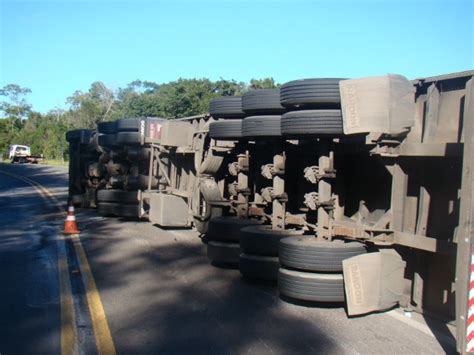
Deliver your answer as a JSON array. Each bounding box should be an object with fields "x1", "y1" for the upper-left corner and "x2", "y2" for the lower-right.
[
  {"x1": 0, "y1": 169, "x2": 63, "y2": 210},
  {"x1": 57, "y1": 236, "x2": 78, "y2": 355},
  {"x1": 0, "y1": 169, "x2": 116, "y2": 355},
  {"x1": 71, "y1": 234, "x2": 116, "y2": 355}
]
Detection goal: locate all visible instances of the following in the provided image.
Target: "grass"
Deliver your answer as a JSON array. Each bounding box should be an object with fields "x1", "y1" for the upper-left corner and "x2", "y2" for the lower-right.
[
  {"x1": 41, "y1": 159, "x2": 68, "y2": 166},
  {"x1": 0, "y1": 157, "x2": 68, "y2": 166}
]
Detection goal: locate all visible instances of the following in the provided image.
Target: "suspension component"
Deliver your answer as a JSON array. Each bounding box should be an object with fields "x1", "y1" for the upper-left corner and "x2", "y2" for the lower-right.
[
  {"x1": 228, "y1": 162, "x2": 240, "y2": 176},
  {"x1": 228, "y1": 182, "x2": 239, "y2": 196},
  {"x1": 261, "y1": 187, "x2": 274, "y2": 203},
  {"x1": 303, "y1": 192, "x2": 335, "y2": 211},
  {"x1": 303, "y1": 165, "x2": 336, "y2": 184}
]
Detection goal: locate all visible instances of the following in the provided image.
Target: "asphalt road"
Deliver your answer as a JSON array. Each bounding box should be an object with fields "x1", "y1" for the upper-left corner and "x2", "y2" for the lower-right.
[
  {"x1": 0, "y1": 163, "x2": 67, "y2": 354},
  {"x1": 0, "y1": 163, "x2": 457, "y2": 354}
]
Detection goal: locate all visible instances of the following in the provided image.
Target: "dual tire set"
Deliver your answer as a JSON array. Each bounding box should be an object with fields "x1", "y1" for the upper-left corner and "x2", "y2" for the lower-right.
[
  {"x1": 208, "y1": 89, "x2": 285, "y2": 140},
  {"x1": 208, "y1": 78, "x2": 345, "y2": 141},
  {"x1": 96, "y1": 118, "x2": 150, "y2": 218},
  {"x1": 278, "y1": 237, "x2": 366, "y2": 302},
  {"x1": 97, "y1": 118, "x2": 146, "y2": 146},
  {"x1": 206, "y1": 217, "x2": 262, "y2": 267},
  {"x1": 96, "y1": 189, "x2": 139, "y2": 218},
  {"x1": 206, "y1": 216, "x2": 367, "y2": 303},
  {"x1": 65, "y1": 129, "x2": 102, "y2": 206},
  {"x1": 206, "y1": 217, "x2": 291, "y2": 281}
]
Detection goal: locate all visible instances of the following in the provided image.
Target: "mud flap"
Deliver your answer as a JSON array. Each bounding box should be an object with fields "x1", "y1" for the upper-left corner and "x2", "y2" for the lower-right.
[
  {"x1": 339, "y1": 75, "x2": 415, "y2": 135},
  {"x1": 343, "y1": 250, "x2": 406, "y2": 316}
]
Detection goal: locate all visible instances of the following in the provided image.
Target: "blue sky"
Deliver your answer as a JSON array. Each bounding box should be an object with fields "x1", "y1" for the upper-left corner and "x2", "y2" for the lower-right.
[{"x1": 1, "y1": 0, "x2": 472, "y2": 113}]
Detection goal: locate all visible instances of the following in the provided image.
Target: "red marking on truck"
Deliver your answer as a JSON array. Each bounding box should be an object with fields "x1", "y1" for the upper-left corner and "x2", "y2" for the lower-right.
[
  {"x1": 469, "y1": 297, "x2": 474, "y2": 309},
  {"x1": 149, "y1": 123, "x2": 162, "y2": 139}
]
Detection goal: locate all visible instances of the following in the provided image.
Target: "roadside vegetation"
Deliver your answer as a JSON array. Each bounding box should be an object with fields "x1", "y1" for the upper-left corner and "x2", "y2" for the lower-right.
[{"x1": 0, "y1": 78, "x2": 278, "y2": 161}]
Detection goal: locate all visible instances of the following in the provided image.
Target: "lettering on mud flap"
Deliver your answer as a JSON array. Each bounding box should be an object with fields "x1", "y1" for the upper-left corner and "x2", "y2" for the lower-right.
[
  {"x1": 348, "y1": 263, "x2": 364, "y2": 306},
  {"x1": 343, "y1": 84, "x2": 360, "y2": 130}
]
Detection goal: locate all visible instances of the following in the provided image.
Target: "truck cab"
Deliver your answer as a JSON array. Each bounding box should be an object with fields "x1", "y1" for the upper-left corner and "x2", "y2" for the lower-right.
[{"x1": 8, "y1": 145, "x2": 33, "y2": 163}]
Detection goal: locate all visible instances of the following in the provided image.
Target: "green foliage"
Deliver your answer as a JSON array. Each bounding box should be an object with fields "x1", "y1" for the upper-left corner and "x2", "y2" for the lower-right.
[
  {"x1": 10, "y1": 110, "x2": 68, "y2": 160},
  {"x1": 113, "y1": 80, "x2": 161, "y2": 118},
  {"x1": 0, "y1": 77, "x2": 279, "y2": 160},
  {"x1": 66, "y1": 81, "x2": 115, "y2": 129},
  {"x1": 249, "y1": 77, "x2": 279, "y2": 90},
  {"x1": 0, "y1": 117, "x2": 22, "y2": 156},
  {"x1": 157, "y1": 78, "x2": 216, "y2": 117},
  {"x1": 213, "y1": 78, "x2": 247, "y2": 96},
  {"x1": 0, "y1": 84, "x2": 32, "y2": 155},
  {"x1": 0, "y1": 84, "x2": 32, "y2": 120}
]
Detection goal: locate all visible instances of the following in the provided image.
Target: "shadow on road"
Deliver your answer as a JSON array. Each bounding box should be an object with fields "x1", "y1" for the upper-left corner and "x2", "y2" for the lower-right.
[
  {"x1": 0, "y1": 162, "x2": 69, "y2": 191},
  {"x1": 0, "y1": 172, "x2": 62, "y2": 354},
  {"x1": 78, "y1": 212, "x2": 339, "y2": 353}
]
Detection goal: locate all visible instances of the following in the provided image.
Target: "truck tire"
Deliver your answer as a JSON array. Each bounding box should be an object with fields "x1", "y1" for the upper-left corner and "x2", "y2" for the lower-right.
[
  {"x1": 209, "y1": 97, "x2": 245, "y2": 119},
  {"x1": 126, "y1": 146, "x2": 151, "y2": 162},
  {"x1": 90, "y1": 132, "x2": 105, "y2": 154},
  {"x1": 97, "y1": 202, "x2": 139, "y2": 218},
  {"x1": 209, "y1": 120, "x2": 243, "y2": 140},
  {"x1": 116, "y1": 132, "x2": 140, "y2": 145},
  {"x1": 65, "y1": 129, "x2": 80, "y2": 142},
  {"x1": 281, "y1": 110, "x2": 343, "y2": 136},
  {"x1": 66, "y1": 129, "x2": 92, "y2": 144},
  {"x1": 98, "y1": 134, "x2": 118, "y2": 147},
  {"x1": 207, "y1": 217, "x2": 262, "y2": 242},
  {"x1": 115, "y1": 118, "x2": 140, "y2": 132},
  {"x1": 242, "y1": 116, "x2": 281, "y2": 138},
  {"x1": 279, "y1": 237, "x2": 366, "y2": 272},
  {"x1": 126, "y1": 174, "x2": 158, "y2": 190},
  {"x1": 239, "y1": 253, "x2": 280, "y2": 281},
  {"x1": 278, "y1": 268, "x2": 344, "y2": 302},
  {"x1": 207, "y1": 241, "x2": 240, "y2": 265},
  {"x1": 97, "y1": 189, "x2": 138, "y2": 203},
  {"x1": 192, "y1": 178, "x2": 224, "y2": 234},
  {"x1": 242, "y1": 89, "x2": 286, "y2": 115},
  {"x1": 280, "y1": 78, "x2": 344, "y2": 108},
  {"x1": 193, "y1": 191, "x2": 222, "y2": 235},
  {"x1": 194, "y1": 207, "x2": 222, "y2": 235},
  {"x1": 198, "y1": 154, "x2": 224, "y2": 175},
  {"x1": 97, "y1": 121, "x2": 117, "y2": 134},
  {"x1": 240, "y1": 225, "x2": 303, "y2": 256}
]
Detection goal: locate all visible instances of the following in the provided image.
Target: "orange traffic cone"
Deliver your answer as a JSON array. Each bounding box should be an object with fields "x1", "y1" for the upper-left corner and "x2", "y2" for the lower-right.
[{"x1": 64, "y1": 200, "x2": 80, "y2": 234}]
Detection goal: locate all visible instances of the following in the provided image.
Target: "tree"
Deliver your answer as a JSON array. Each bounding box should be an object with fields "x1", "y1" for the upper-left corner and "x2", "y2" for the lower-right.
[
  {"x1": 114, "y1": 80, "x2": 162, "y2": 118},
  {"x1": 157, "y1": 78, "x2": 217, "y2": 117},
  {"x1": 66, "y1": 81, "x2": 116, "y2": 128},
  {"x1": 0, "y1": 84, "x2": 32, "y2": 120},
  {"x1": 249, "y1": 77, "x2": 279, "y2": 90},
  {"x1": 213, "y1": 78, "x2": 246, "y2": 96},
  {"x1": 0, "y1": 84, "x2": 32, "y2": 156}
]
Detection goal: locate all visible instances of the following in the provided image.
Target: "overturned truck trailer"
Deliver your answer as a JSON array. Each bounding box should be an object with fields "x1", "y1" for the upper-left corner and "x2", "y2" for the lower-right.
[
  {"x1": 203, "y1": 71, "x2": 474, "y2": 352},
  {"x1": 66, "y1": 70, "x2": 474, "y2": 352}
]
